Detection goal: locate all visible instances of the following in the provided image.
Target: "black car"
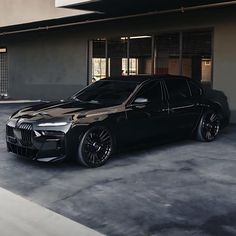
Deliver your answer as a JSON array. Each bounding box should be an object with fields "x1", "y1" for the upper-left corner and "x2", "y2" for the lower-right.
[{"x1": 6, "y1": 75, "x2": 230, "y2": 167}]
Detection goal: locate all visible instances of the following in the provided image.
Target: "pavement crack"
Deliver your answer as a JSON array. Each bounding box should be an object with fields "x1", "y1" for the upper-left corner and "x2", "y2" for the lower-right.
[
  {"x1": 52, "y1": 177, "x2": 124, "y2": 203},
  {"x1": 207, "y1": 178, "x2": 236, "y2": 186},
  {"x1": 148, "y1": 222, "x2": 199, "y2": 234},
  {"x1": 198, "y1": 156, "x2": 236, "y2": 162}
]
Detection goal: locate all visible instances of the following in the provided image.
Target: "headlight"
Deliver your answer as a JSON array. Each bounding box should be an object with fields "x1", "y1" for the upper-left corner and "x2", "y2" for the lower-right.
[{"x1": 37, "y1": 122, "x2": 69, "y2": 127}]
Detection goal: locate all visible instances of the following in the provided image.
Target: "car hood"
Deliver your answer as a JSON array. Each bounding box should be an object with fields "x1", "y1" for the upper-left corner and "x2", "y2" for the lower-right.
[{"x1": 12, "y1": 100, "x2": 114, "y2": 121}]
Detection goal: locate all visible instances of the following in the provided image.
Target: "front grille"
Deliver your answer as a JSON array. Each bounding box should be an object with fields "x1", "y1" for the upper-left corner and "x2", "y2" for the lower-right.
[
  {"x1": 17, "y1": 123, "x2": 33, "y2": 146},
  {"x1": 7, "y1": 143, "x2": 38, "y2": 159}
]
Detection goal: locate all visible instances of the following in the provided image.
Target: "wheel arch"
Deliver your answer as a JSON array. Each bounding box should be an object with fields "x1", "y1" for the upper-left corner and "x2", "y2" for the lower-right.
[
  {"x1": 211, "y1": 102, "x2": 225, "y2": 119},
  {"x1": 77, "y1": 124, "x2": 115, "y2": 167},
  {"x1": 79, "y1": 122, "x2": 118, "y2": 152}
]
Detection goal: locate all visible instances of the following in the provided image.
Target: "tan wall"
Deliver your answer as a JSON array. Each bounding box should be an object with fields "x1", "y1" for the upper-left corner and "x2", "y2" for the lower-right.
[
  {"x1": 0, "y1": 0, "x2": 87, "y2": 27},
  {"x1": 214, "y1": 20, "x2": 236, "y2": 121}
]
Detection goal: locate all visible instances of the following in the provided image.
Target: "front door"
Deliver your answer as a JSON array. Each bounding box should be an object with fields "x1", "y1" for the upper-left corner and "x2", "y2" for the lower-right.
[{"x1": 121, "y1": 81, "x2": 169, "y2": 146}]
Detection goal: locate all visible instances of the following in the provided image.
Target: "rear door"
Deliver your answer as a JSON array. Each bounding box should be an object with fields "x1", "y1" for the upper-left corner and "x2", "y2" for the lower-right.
[{"x1": 164, "y1": 79, "x2": 200, "y2": 134}]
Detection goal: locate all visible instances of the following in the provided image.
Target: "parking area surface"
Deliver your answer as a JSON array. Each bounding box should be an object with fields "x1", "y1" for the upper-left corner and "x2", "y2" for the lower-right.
[{"x1": 0, "y1": 104, "x2": 236, "y2": 236}]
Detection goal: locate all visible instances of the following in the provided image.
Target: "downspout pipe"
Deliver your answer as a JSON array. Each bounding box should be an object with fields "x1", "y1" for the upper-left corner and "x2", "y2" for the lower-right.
[{"x1": 1, "y1": 0, "x2": 236, "y2": 36}]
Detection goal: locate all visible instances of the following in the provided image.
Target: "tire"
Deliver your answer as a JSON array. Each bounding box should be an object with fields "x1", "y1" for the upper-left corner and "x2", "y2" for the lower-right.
[
  {"x1": 77, "y1": 126, "x2": 113, "y2": 168},
  {"x1": 196, "y1": 110, "x2": 221, "y2": 142}
]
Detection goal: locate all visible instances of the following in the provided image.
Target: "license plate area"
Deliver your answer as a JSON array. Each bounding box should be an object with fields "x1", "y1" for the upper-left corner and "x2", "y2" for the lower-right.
[{"x1": 7, "y1": 136, "x2": 17, "y2": 144}]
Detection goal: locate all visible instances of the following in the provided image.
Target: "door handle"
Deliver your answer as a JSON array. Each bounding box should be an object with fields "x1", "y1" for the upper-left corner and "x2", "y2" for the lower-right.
[
  {"x1": 162, "y1": 104, "x2": 195, "y2": 113},
  {"x1": 162, "y1": 108, "x2": 175, "y2": 113},
  {"x1": 162, "y1": 108, "x2": 169, "y2": 112}
]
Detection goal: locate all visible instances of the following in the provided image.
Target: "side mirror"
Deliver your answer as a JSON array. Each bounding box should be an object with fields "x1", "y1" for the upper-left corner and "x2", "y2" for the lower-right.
[
  {"x1": 126, "y1": 98, "x2": 149, "y2": 109},
  {"x1": 133, "y1": 98, "x2": 149, "y2": 105}
]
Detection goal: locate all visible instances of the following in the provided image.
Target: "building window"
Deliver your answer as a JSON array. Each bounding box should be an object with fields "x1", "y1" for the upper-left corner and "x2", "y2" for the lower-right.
[
  {"x1": 129, "y1": 58, "x2": 139, "y2": 75},
  {"x1": 108, "y1": 37, "x2": 128, "y2": 77},
  {"x1": 92, "y1": 39, "x2": 107, "y2": 82},
  {"x1": 0, "y1": 47, "x2": 8, "y2": 97},
  {"x1": 92, "y1": 58, "x2": 107, "y2": 82},
  {"x1": 201, "y1": 59, "x2": 212, "y2": 83},
  {"x1": 182, "y1": 31, "x2": 212, "y2": 85},
  {"x1": 122, "y1": 58, "x2": 138, "y2": 75},
  {"x1": 155, "y1": 33, "x2": 180, "y2": 76},
  {"x1": 90, "y1": 29, "x2": 213, "y2": 86},
  {"x1": 129, "y1": 36, "x2": 153, "y2": 75}
]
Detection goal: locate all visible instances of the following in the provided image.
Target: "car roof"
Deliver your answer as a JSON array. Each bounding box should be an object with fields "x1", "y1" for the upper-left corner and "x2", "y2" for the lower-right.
[{"x1": 104, "y1": 74, "x2": 190, "y2": 84}]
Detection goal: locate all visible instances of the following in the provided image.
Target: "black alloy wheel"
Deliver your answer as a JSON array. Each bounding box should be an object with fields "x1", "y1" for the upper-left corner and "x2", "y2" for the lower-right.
[
  {"x1": 78, "y1": 126, "x2": 113, "y2": 167},
  {"x1": 197, "y1": 110, "x2": 220, "y2": 142}
]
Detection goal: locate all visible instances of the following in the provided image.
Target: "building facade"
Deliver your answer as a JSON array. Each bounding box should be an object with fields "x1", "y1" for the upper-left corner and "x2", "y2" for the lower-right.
[{"x1": 0, "y1": 0, "x2": 236, "y2": 122}]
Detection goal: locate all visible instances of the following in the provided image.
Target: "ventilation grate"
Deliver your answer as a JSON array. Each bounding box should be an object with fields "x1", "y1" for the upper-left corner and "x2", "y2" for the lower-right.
[{"x1": 0, "y1": 49, "x2": 8, "y2": 97}]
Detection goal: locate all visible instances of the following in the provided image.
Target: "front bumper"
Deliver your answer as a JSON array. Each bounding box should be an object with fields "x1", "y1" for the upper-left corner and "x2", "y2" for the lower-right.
[{"x1": 6, "y1": 124, "x2": 67, "y2": 163}]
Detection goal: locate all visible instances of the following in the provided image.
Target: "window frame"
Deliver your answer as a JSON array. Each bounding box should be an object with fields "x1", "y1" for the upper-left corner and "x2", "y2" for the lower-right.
[
  {"x1": 128, "y1": 80, "x2": 164, "y2": 105},
  {"x1": 89, "y1": 28, "x2": 214, "y2": 87},
  {"x1": 188, "y1": 80, "x2": 204, "y2": 97}
]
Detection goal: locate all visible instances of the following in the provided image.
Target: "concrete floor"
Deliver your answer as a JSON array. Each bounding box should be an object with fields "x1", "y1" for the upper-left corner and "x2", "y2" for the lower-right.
[{"x1": 1, "y1": 104, "x2": 236, "y2": 236}]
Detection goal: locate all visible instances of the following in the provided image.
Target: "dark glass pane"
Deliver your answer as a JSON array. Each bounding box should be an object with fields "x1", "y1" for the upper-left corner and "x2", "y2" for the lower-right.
[
  {"x1": 93, "y1": 40, "x2": 106, "y2": 58},
  {"x1": 156, "y1": 33, "x2": 180, "y2": 76},
  {"x1": 182, "y1": 31, "x2": 212, "y2": 84},
  {"x1": 92, "y1": 40, "x2": 106, "y2": 82},
  {"x1": 165, "y1": 79, "x2": 191, "y2": 100},
  {"x1": 188, "y1": 81, "x2": 202, "y2": 97},
  {"x1": 136, "y1": 81, "x2": 162, "y2": 101},
  {"x1": 108, "y1": 38, "x2": 128, "y2": 77},
  {"x1": 75, "y1": 81, "x2": 137, "y2": 105},
  {"x1": 129, "y1": 36, "x2": 153, "y2": 75}
]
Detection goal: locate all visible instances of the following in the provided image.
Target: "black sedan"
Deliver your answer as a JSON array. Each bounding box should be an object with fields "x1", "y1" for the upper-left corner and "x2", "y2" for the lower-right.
[{"x1": 6, "y1": 75, "x2": 230, "y2": 167}]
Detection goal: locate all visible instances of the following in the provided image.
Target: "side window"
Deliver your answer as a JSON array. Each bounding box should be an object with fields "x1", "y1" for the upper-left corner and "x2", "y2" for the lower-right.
[
  {"x1": 165, "y1": 79, "x2": 191, "y2": 100},
  {"x1": 135, "y1": 81, "x2": 162, "y2": 102},
  {"x1": 188, "y1": 81, "x2": 202, "y2": 97}
]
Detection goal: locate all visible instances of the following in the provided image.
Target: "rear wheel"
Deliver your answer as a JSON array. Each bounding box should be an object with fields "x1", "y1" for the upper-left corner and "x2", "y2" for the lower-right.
[
  {"x1": 77, "y1": 126, "x2": 113, "y2": 168},
  {"x1": 196, "y1": 110, "x2": 220, "y2": 142}
]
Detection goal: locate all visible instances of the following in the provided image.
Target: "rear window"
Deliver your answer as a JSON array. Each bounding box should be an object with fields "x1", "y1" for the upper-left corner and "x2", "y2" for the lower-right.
[
  {"x1": 165, "y1": 79, "x2": 191, "y2": 100},
  {"x1": 188, "y1": 81, "x2": 202, "y2": 97}
]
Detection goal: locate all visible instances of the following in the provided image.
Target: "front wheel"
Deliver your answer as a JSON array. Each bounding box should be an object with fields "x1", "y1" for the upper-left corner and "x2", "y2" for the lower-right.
[
  {"x1": 77, "y1": 126, "x2": 113, "y2": 168},
  {"x1": 196, "y1": 110, "x2": 221, "y2": 142}
]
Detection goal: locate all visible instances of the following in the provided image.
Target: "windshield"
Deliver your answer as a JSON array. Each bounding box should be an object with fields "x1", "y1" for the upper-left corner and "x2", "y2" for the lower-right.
[{"x1": 72, "y1": 80, "x2": 138, "y2": 105}]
